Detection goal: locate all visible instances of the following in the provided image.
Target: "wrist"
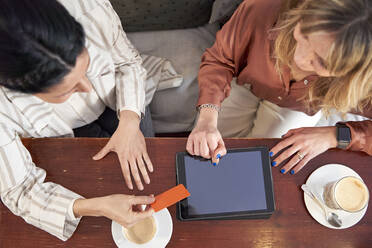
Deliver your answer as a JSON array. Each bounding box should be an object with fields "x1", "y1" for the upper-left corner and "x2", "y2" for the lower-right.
[
  {"x1": 73, "y1": 197, "x2": 104, "y2": 218},
  {"x1": 198, "y1": 107, "x2": 218, "y2": 127},
  {"x1": 327, "y1": 126, "x2": 338, "y2": 148},
  {"x1": 119, "y1": 110, "x2": 140, "y2": 127}
]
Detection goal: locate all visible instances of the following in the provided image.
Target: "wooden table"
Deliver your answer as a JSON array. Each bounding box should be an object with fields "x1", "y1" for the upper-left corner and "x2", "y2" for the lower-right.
[{"x1": 0, "y1": 138, "x2": 371, "y2": 248}]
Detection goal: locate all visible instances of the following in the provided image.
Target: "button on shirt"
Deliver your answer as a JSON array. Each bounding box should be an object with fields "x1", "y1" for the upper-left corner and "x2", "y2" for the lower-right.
[{"x1": 0, "y1": 0, "x2": 146, "y2": 241}]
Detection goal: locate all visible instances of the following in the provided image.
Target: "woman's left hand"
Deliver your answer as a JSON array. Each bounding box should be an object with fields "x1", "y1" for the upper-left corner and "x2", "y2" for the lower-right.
[
  {"x1": 93, "y1": 110, "x2": 153, "y2": 191},
  {"x1": 270, "y1": 126, "x2": 338, "y2": 175}
]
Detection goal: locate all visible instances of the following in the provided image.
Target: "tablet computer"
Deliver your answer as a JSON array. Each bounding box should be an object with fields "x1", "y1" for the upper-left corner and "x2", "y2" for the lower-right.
[{"x1": 176, "y1": 147, "x2": 275, "y2": 221}]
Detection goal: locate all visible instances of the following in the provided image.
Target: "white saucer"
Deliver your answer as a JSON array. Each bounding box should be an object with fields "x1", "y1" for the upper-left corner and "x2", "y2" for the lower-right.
[
  {"x1": 304, "y1": 163, "x2": 368, "y2": 229},
  {"x1": 111, "y1": 208, "x2": 173, "y2": 248}
]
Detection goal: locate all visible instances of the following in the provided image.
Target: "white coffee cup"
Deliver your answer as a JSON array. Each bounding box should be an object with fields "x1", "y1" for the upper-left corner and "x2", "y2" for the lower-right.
[
  {"x1": 122, "y1": 205, "x2": 158, "y2": 245},
  {"x1": 323, "y1": 176, "x2": 369, "y2": 212},
  {"x1": 122, "y1": 216, "x2": 158, "y2": 245}
]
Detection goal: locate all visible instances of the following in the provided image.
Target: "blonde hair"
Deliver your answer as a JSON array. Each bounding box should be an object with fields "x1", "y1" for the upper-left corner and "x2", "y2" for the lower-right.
[{"x1": 273, "y1": 0, "x2": 372, "y2": 114}]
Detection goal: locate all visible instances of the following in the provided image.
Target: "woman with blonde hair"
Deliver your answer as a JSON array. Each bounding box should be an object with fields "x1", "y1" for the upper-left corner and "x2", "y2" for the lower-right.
[{"x1": 187, "y1": 0, "x2": 372, "y2": 174}]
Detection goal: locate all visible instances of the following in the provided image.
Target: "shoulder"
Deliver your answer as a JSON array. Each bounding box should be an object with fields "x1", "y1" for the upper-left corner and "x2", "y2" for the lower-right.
[
  {"x1": 237, "y1": 0, "x2": 282, "y2": 26},
  {"x1": 57, "y1": 0, "x2": 112, "y2": 19},
  {"x1": 0, "y1": 88, "x2": 18, "y2": 146},
  {"x1": 0, "y1": 87, "x2": 13, "y2": 114},
  {"x1": 58, "y1": 0, "x2": 119, "y2": 49},
  {"x1": 239, "y1": 0, "x2": 282, "y2": 12}
]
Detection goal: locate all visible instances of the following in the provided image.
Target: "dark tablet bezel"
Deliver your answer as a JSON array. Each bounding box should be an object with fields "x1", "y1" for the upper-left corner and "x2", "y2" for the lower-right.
[{"x1": 176, "y1": 147, "x2": 275, "y2": 221}]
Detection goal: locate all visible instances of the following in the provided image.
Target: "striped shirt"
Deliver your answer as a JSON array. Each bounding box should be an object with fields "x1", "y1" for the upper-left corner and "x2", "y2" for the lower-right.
[{"x1": 0, "y1": 0, "x2": 147, "y2": 241}]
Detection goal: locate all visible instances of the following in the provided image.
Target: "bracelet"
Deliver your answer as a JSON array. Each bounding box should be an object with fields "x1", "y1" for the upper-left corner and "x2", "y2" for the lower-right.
[{"x1": 197, "y1": 103, "x2": 220, "y2": 113}]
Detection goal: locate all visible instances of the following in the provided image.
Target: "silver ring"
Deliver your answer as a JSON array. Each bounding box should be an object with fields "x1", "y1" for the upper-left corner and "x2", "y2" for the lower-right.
[{"x1": 297, "y1": 152, "x2": 304, "y2": 160}]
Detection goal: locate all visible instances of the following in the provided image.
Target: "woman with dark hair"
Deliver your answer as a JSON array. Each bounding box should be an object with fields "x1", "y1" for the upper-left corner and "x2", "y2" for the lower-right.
[
  {"x1": 0, "y1": 0, "x2": 155, "y2": 240},
  {"x1": 187, "y1": 0, "x2": 372, "y2": 172}
]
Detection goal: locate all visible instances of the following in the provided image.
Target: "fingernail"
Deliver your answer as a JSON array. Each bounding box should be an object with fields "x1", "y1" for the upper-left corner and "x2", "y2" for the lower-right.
[
  {"x1": 271, "y1": 161, "x2": 277, "y2": 167},
  {"x1": 290, "y1": 170, "x2": 295, "y2": 175},
  {"x1": 216, "y1": 154, "x2": 221, "y2": 159},
  {"x1": 269, "y1": 152, "x2": 274, "y2": 157},
  {"x1": 213, "y1": 162, "x2": 217, "y2": 166},
  {"x1": 280, "y1": 169, "x2": 285, "y2": 174}
]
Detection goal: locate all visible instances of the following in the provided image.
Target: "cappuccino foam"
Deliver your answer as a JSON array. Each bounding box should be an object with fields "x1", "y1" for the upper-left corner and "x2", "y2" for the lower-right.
[
  {"x1": 335, "y1": 177, "x2": 369, "y2": 212},
  {"x1": 123, "y1": 216, "x2": 156, "y2": 244}
]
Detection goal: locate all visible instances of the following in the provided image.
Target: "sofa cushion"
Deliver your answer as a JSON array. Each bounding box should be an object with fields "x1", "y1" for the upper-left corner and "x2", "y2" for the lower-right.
[
  {"x1": 109, "y1": 0, "x2": 215, "y2": 32},
  {"x1": 209, "y1": 0, "x2": 243, "y2": 24},
  {"x1": 127, "y1": 23, "x2": 220, "y2": 133}
]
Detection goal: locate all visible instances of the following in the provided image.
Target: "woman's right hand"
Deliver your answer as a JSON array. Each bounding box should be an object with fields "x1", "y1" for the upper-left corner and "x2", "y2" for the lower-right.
[
  {"x1": 73, "y1": 194, "x2": 155, "y2": 228},
  {"x1": 186, "y1": 108, "x2": 227, "y2": 165}
]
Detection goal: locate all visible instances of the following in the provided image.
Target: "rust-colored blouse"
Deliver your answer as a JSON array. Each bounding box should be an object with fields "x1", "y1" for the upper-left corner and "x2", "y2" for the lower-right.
[{"x1": 197, "y1": 0, "x2": 372, "y2": 154}]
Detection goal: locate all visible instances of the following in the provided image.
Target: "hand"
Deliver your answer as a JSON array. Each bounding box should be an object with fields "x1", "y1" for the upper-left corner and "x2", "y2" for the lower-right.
[
  {"x1": 270, "y1": 126, "x2": 337, "y2": 174},
  {"x1": 186, "y1": 108, "x2": 227, "y2": 165},
  {"x1": 74, "y1": 194, "x2": 155, "y2": 228},
  {"x1": 93, "y1": 110, "x2": 153, "y2": 190}
]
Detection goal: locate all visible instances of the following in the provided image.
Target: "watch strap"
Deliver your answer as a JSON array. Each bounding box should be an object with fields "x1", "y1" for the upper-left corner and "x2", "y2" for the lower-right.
[{"x1": 336, "y1": 122, "x2": 351, "y2": 149}]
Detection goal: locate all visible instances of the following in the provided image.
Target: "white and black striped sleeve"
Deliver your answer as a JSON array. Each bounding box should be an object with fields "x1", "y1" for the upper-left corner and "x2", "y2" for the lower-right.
[
  {"x1": 0, "y1": 128, "x2": 83, "y2": 241},
  {"x1": 106, "y1": 2, "x2": 147, "y2": 118}
]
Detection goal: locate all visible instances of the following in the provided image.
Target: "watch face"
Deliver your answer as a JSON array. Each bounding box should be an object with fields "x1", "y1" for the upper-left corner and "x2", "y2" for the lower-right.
[{"x1": 338, "y1": 127, "x2": 351, "y2": 142}]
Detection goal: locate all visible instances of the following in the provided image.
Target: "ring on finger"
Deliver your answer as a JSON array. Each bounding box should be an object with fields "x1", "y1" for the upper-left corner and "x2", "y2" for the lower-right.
[{"x1": 297, "y1": 151, "x2": 304, "y2": 161}]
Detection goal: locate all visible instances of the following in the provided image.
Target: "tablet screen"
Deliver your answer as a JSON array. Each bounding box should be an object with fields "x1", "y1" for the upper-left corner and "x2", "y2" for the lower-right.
[{"x1": 184, "y1": 151, "x2": 267, "y2": 215}]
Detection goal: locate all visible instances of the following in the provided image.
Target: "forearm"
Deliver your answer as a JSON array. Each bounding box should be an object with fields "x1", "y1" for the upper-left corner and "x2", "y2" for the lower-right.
[
  {"x1": 326, "y1": 126, "x2": 338, "y2": 148},
  {"x1": 115, "y1": 64, "x2": 146, "y2": 118},
  {"x1": 197, "y1": 0, "x2": 255, "y2": 108},
  {"x1": 197, "y1": 65, "x2": 233, "y2": 107},
  {"x1": 2, "y1": 170, "x2": 83, "y2": 241},
  {"x1": 111, "y1": 16, "x2": 146, "y2": 117},
  {"x1": 345, "y1": 120, "x2": 372, "y2": 155},
  {"x1": 0, "y1": 136, "x2": 82, "y2": 241}
]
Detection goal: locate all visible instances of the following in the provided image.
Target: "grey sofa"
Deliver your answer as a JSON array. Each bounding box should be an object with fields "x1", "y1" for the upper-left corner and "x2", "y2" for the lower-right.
[{"x1": 109, "y1": 0, "x2": 242, "y2": 134}]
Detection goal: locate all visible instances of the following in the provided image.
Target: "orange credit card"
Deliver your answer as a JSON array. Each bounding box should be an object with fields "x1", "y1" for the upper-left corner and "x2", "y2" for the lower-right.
[{"x1": 151, "y1": 184, "x2": 190, "y2": 212}]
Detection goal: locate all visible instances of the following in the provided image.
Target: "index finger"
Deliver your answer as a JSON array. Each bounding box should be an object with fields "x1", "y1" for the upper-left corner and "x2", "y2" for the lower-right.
[
  {"x1": 212, "y1": 139, "x2": 227, "y2": 165},
  {"x1": 206, "y1": 136, "x2": 218, "y2": 160},
  {"x1": 129, "y1": 195, "x2": 155, "y2": 205},
  {"x1": 270, "y1": 135, "x2": 297, "y2": 157},
  {"x1": 281, "y1": 128, "x2": 302, "y2": 139}
]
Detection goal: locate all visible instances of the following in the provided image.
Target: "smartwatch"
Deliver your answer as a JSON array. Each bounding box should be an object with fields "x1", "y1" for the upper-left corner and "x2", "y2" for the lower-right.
[{"x1": 336, "y1": 122, "x2": 351, "y2": 149}]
